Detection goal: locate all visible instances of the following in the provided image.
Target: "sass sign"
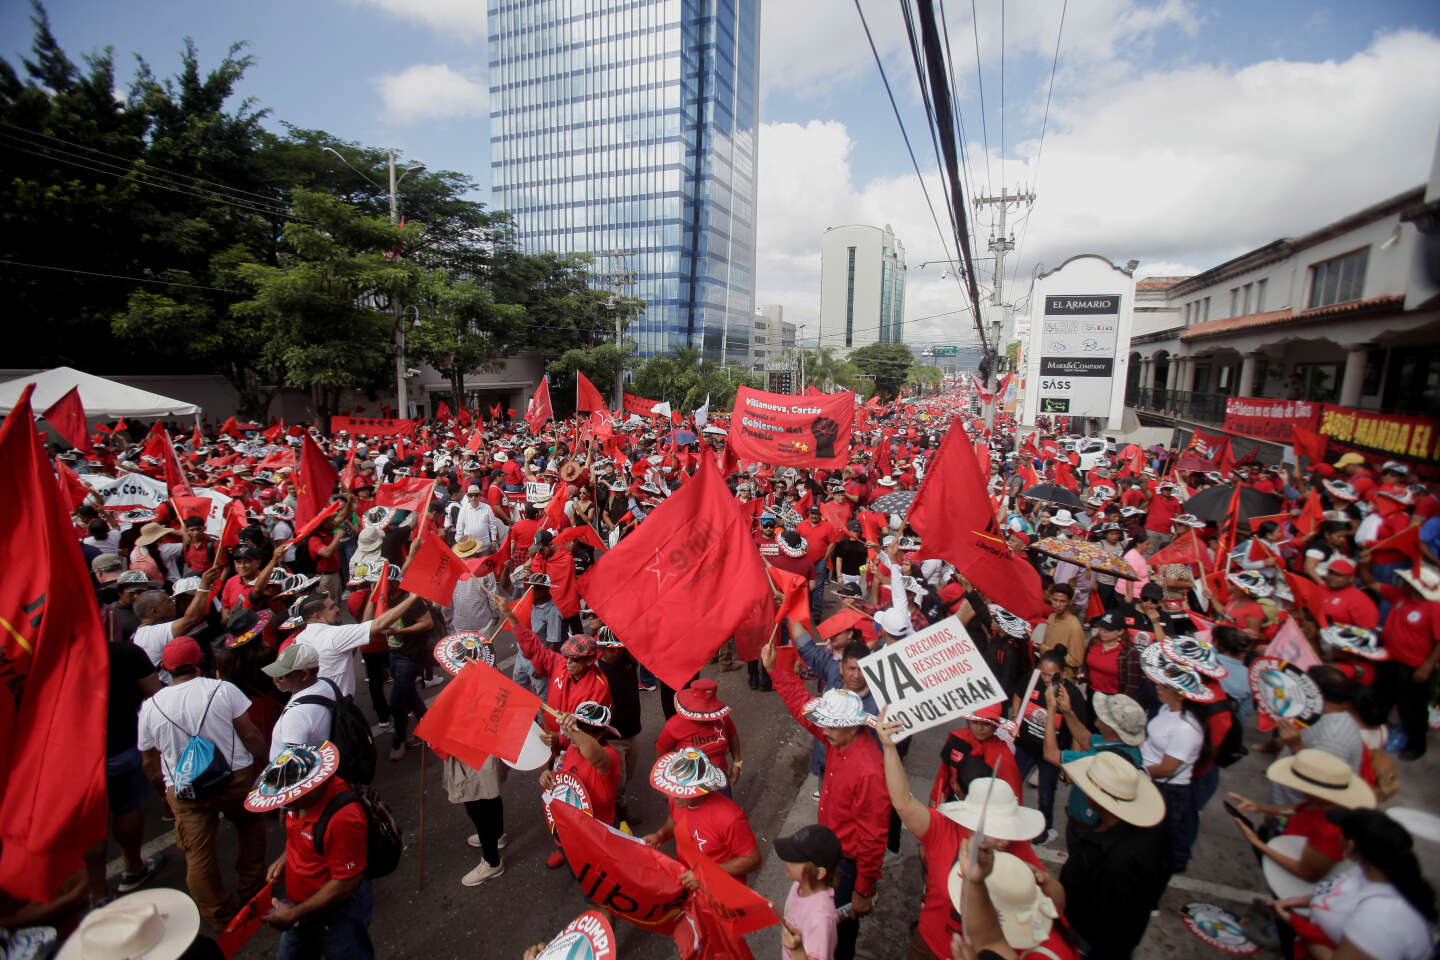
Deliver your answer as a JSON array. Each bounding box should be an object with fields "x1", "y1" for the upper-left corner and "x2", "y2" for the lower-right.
[{"x1": 858, "y1": 616, "x2": 1004, "y2": 741}]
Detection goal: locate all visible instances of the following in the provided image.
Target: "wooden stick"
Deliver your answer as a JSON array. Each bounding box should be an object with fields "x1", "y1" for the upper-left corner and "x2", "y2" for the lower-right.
[{"x1": 417, "y1": 744, "x2": 427, "y2": 892}]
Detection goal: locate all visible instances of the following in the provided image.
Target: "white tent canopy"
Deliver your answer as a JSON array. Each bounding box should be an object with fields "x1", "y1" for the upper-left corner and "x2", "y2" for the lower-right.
[{"x1": 0, "y1": 367, "x2": 201, "y2": 418}]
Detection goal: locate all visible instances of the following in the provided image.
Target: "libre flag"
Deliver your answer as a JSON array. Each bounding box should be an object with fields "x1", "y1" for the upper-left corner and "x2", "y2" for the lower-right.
[
  {"x1": 400, "y1": 530, "x2": 472, "y2": 605},
  {"x1": 0, "y1": 385, "x2": 109, "y2": 901},
  {"x1": 576, "y1": 371, "x2": 607, "y2": 413},
  {"x1": 549, "y1": 798, "x2": 687, "y2": 935},
  {"x1": 674, "y1": 829, "x2": 778, "y2": 939},
  {"x1": 296, "y1": 431, "x2": 338, "y2": 530},
  {"x1": 218, "y1": 883, "x2": 273, "y2": 959},
  {"x1": 526, "y1": 377, "x2": 554, "y2": 432},
  {"x1": 40, "y1": 386, "x2": 91, "y2": 454},
  {"x1": 577, "y1": 455, "x2": 773, "y2": 690},
  {"x1": 949, "y1": 529, "x2": 1048, "y2": 622},
  {"x1": 414, "y1": 659, "x2": 542, "y2": 767}
]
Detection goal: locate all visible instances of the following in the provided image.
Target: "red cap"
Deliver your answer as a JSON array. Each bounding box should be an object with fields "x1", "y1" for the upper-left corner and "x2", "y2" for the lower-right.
[
  {"x1": 1325, "y1": 557, "x2": 1357, "y2": 575},
  {"x1": 967, "y1": 702, "x2": 1004, "y2": 725},
  {"x1": 1009, "y1": 530, "x2": 1031, "y2": 546},
  {"x1": 162, "y1": 636, "x2": 204, "y2": 672}
]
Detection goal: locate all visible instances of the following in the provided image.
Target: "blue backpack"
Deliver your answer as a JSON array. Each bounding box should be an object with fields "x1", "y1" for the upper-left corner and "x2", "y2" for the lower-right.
[{"x1": 155, "y1": 684, "x2": 235, "y2": 801}]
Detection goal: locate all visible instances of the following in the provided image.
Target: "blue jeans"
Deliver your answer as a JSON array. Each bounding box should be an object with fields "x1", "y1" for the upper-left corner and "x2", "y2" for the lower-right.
[
  {"x1": 1371, "y1": 560, "x2": 1405, "y2": 622},
  {"x1": 512, "y1": 647, "x2": 544, "y2": 696},
  {"x1": 388, "y1": 650, "x2": 427, "y2": 750},
  {"x1": 277, "y1": 878, "x2": 373, "y2": 960},
  {"x1": 1015, "y1": 746, "x2": 1060, "y2": 832},
  {"x1": 810, "y1": 560, "x2": 827, "y2": 622},
  {"x1": 1159, "y1": 780, "x2": 1198, "y2": 872}
]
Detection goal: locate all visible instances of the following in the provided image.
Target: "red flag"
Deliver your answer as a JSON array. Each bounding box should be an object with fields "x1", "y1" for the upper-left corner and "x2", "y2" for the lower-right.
[
  {"x1": 296, "y1": 432, "x2": 339, "y2": 530},
  {"x1": 490, "y1": 403, "x2": 503, "y2": 420},
  {"x1": 1201, "y1": 569, "x2": 1231, "y2": 607},
  {"x1": 368, "y1": 562, "x2": 390, "y2": 620},
  {"x1": 375, "y1": 476, "x2": 436, "y2": 515},
  {"x1": 0, "y1": 386, "x2": 109, "y2": 900},
  {"x1": 156, "y1": 428, "x2": 194, "y2": 497},
  {"x1": 577, "y1": 455, "x2": 773, "y2": 690},
  {"x1": 219, "y1": 416, "x2": 242, "y2": 438},
  {"x1": 1247, "y1": 512, "x2": 1290, "y2": 532},
  {"x1": 945, "y1": 529, "x2": 1048, "y2": 621},
  {"x1": 909, "y1": 420, "x2": 998, "y2": 553},
  {"x1": 555, "y1": 525, "x2": 607, "y2": 552},
  {"x1": 769, "y1": 567, "x2": 813, "y2": 632},
  {"x1": 1291, "y1": 424, "x2": 1327, "y2": 464},
  {"x1": 1151, "y1": 528, "x2": 1204, "y2": 566},
  {"x1": 465, "y1": 428, "x2": 484, "y2": 452},
  {"x1": 55, "y1": 460, "x2": 93, "y2": 513},
  {"x1": 1214, "y1": 484, "x2": 1244, "y2": 567},
  {"x1": 339, "y1": 446, "x2": 358, "y2": 490},
  {"x1": 219, "y1": 498, "x2": 246, "y2": 550},
  {"x1": 1368, "y1": 524, "x2": 1421, "y2": 569},
  {"x1": 400, "y1": 530, "x2": 472, "y2": 605},
  {"x1": 674, "y1": 829, "x2": 778, "y2": 939},
  {"x1": 262, "y1": 422, "x2": 284, "y2": 443},
  {"x1": 414, "y1": 659, "x2": 542, "y2": 766},
  {"x1": 287, "y1": 499, "x2": 343, "y2": 547},
  {"x1": 254, "y1": 448, "x2": 297, "y2": 472},
  {"x1": 40, "y1": 386, "x2": 92, "y2": 454},
  {"x1": 873, "y1": 437, "x2": 892, "y2": 480},
  {"x1": 1285, "y1": 571, "x2": 1330, "y2": 626},
  {"x1": 217, "y1": 882, "x2": 273, "y2": 959},
  {"x1": 1295, "y1": 489, "x2": 1324, "y2": 536},
  {"x1": 549, "y1": 799, "x2": 687, "y2": 934},
  {"x1": 435, "y1": 400, "x2": 453, "y2": 421},
  {"x1": 171, "y1": 495, "x2": 213, "y2": 525},
  {"x1": 576, "y1": 371, "x2": 607, "y2": 413},
  {"x1": 526, "y1": 378, "x2": 554, "y2": 432},
  {"x1": 819, "y1": 502, "x2": 851, "y2": 536},
  {"x1": 457, "y1": 404, "x2": 472, "y2": 427},
  {"x1": 471, "y1": 533, "x2": 514, "y2": 579},
  {"x1": 1085, "y1": 588, "x2": 1107, "y2": 620}
]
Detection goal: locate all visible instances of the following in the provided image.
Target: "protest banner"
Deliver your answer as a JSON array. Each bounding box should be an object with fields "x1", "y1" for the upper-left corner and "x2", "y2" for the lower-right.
[
  {"x1": 728, "y1": 386, "x2": 854, "y2": 469},
  {"x1": 330, "y1": 415, "x2": 416, "y2": 438},
  {"x1": 1223, "y1": 398, "x2": 1320, "y2": 444},
  {"x1": 623, "y1": 392, "x2": 664, "y2": 419},
  {"x1": 82, "y1": 471, "x2": 170, "y2": 523},
  {"x1": 526, "y1": 480, "x2": 554, "y2": 503},
  {"x1": 1317, "y1": 404, "x2": 1439, "y2": 463},
  {"x1": 857, "y1": 615, "x2": 1005, "y2": 740},
  {"x1": 550, "y1": 799, "x2": 688, "y2": 934}
]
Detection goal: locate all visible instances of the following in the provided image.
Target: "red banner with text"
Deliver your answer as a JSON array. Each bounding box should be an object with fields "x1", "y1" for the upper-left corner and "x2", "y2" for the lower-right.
[
  {"x1": 331, "y1": 416, "x2": 416, "y2": 438},
  {"x1": 728, "y1": 386, "x2": 854, "y2": 469},
  {"x1": 1319, "y1": 405, "x2": 1439, "y2": 463},
  {"x1": 622, "y1": 393, "x2": 663, "y2": 419},
  {"x1": 1222, "y1": 398, "x2": 1320, "y2": 444}
]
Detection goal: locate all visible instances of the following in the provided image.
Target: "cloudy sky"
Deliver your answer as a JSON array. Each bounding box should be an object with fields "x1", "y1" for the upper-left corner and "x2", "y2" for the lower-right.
[{"x1": 7, "y1": 0, "x2": 1439, "y2": 353}]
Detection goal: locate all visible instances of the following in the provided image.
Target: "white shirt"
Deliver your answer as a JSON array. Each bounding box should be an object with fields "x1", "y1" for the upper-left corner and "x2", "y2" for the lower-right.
[
  {"x1": 293, "y1": 621, "x2": 374, "y2": 697},
  {"x1": 269, "y1": 678, "x2": 334, "y2": 761},
  {"x1": 137, "y1": 678, "x2": 253, "y2": 788},
  {"x1": 453, "y1": 499, "x2": 504, "y2": 546},
  {"x1": 1140, "y1": 705, "x2": 1203, "y2": 785},
  {"x1": 84, "y1": 530, "x2": 122, "y2": 555},
  {"x1": 132, "y1": 622, "x2": 176, "y2": 684},
  {"x1": 1310, "y1": 865, "x2": 1434, "y2": 960}
]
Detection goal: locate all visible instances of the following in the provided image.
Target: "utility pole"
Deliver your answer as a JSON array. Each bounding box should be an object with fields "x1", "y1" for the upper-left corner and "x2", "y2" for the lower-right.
[
  {"x1": 797, "y1": 324, "x2": 806, "y2": 394},
  {"x1": 973, "y1": 186, "x2": 1034, "y2": 422},
  {"x1": 388, "y1": 153, "x2": 408, "y2": 419},
  {"x1": 610, "y1": 296, "x2": 623, "y2": 409}
]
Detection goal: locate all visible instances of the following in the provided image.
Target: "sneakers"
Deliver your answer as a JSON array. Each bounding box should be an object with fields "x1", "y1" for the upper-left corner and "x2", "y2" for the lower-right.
[
  {"x1": 377, "y1": 719, "x2": 393, "y2": 732},
  {"x1": 461, "y1": 860, "x2": 504, "y2": 886},
  {"x1": 1039, "y1": 828, "x2": 1059, "y2": 846},
  {"x1": 467, "y1": 834, "x2": 509, "y2": 850},
  {"x1": 637, "y1": 681, "x2": 657, "y2": 692},
  {"x1": 116, "y1": 853, "x2": 164, "y2": 894},
  {"x1": 545, "y1": 849, "x2": 566, "y2": 869}
]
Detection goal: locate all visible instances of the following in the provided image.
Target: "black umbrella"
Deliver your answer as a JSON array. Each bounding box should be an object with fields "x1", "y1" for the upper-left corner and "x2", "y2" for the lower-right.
[
  {"x1": 870, "y1": 490, "x2": 917, "y2": 517},
  {"x1": 1021, "y1": 483, "x2": 1083, "y2": 509},
  {"x1": 1182, "y1": 483, "x2": 1281, "y2": 524}
]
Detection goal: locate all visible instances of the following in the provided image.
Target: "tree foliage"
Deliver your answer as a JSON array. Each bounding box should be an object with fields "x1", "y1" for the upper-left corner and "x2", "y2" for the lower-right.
[{"x1": 847, "y1": 342, "x2": 917, "y2": 399}]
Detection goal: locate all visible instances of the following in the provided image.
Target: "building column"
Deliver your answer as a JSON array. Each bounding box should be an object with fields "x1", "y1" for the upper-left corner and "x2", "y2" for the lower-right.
[
  {"x1": 1239, "y1": 352, "x2": 1260, "y2": 398},
  {"x1": 1338, "y1": 345, "x2": 1369, "y2": 408},
  {"x1": 1140, "y1": 357, "x2": 1155, "y2": 391},
  {"x1": 1180, "y1": 356, "x2": 1198, "y2": 394},
  {"x1": 1165, "y1": 356, "x2": 1182, "y2": 391}
]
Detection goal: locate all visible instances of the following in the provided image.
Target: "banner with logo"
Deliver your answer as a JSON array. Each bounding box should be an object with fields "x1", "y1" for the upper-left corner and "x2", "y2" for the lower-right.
[
  {"x1": 1223, "y1": 398, "x2": 1320, "y2": 444},
  {"x1": 550, "y1": 799, "x2": 687, "y2": 934},
  {"x1": 728, "y1": 386, "x2": 855, "y2": 469},
  {"x1": 1034, "y1": 294, "x2": 1123, "y2": 417},
  {"x1": 330, "y1": 416, "x2": 416, "y2": 438},
  {"x1": 1318, "y1": 405, "x2": 1439, "y2": 463},
  {"x1": 82, "y1": 471, "x2": 170, "y2": 523},
  {"x1": 857, "y1": 615, "x2": 1005, "y2": 741}
]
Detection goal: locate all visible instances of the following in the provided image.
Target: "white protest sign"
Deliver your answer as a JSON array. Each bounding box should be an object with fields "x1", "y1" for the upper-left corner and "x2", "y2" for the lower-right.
[
  {"x1": 191, "y1": 487, "x2": 233, "y2": 538},
  {"x1": 83, "y1": 472, "x2": 169, "y2": 523},
  {"x1": 525, "y1": 481, "x2": 554, "y2": 503},
  {"x1": 858, "y1": 615, "x2": 1004, "y2": 741}
]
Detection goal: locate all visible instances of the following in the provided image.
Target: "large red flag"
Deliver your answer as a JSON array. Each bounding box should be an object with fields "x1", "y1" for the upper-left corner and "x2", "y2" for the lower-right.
[
  {"x1": 400, "y1": 530, "x2": 471, "y2": 605},
  {"x1": 673, "y1": 830, "x2": 777, "y2": 939},
  {"x1": 435, "y1": 400, "x2": 453, "y2": 421},
  {"x1": 217, "y1": 883, "x2": 273, "y2": 959},
  {"x1": 577, "y1": 455, "x2": 773, "y2": 690},
  {"x1": 949, "y1": 529, "x2": 1048, "y2": 621},
  {"x1": 40, "y1": 386, "x2": 92, "y2": 454},
  {"x1": 1368, "y1": 524, "x2": 1421, "y2": 572},
  {"x1": 909, "y1": 420, "x2": 998, "y2": 550},
  {"x1": 1285, "y1": 571, "x2": 1330, "y2": 626},
  {"x1": 550, "y1": 798, "x2": 687, "y2": 934},
  {"x1": 286, "y1": 499, "x2": 343, "y2": 547},
  {"x1": 1295, "y1": 489, "x2": 1324, "y2": 536},
  {"x1": 0, "y1": 386, "x2": 109, "y2": 900},
  {"x1": 1151, "y1": 528, "x2": 1204, "y2": 567},
  {"x1": 158, "y1": 428, "x2": 194, "y2": 497},
  {"x1": 375, "y1": 476, "x2": 436, "y2": 515},
  {"x1": 296, "y1": 432, "x2": 338, "y2": 530},
  {"x1": 1291, "y1": 424, "x2": 1327, "y2": 465},
  {"x1": 576, "y1": 371, "x2": 607, "y2": 413},
  {"x1": 55, "y1": 460, "x2": 93, "y2": 513},
  {"x1": 414, "y1": 659, "x2": 542, "y2": 767},
  {"x1": 526, "y1": 377, "x2": 554, "y2": 432}
]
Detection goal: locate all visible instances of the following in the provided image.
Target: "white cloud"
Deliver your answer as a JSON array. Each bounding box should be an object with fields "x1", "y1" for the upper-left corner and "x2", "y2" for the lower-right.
[
  {"x1": 755, "y1": 30, "x2": 1440, "y2": 350},
  {"x1": 375, "y1": 64, "x2": 488, "y2": 123},
  {"x1": 347, "y1": 0, "x2": 486, "y2": 39}
]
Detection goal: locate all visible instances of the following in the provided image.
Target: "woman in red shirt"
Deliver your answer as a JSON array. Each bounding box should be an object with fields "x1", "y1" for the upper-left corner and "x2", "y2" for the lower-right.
[{"x1": 1083, "y1": 610, "x2": 1142, "y2": 701}]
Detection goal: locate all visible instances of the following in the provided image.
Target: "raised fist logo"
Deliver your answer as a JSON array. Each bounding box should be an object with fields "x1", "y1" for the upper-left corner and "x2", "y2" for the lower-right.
[{"x1": 810, "y1": 416, "x2": 840, "y2": 458}]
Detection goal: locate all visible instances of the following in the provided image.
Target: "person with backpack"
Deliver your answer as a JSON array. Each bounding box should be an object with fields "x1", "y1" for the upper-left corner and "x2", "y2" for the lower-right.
[
  {"x1": 264, "y1": 641, "x2": 378, "y2": 786},
  {"x1": 136, "y1": 636, "x2": 269, "y2": 930},
  {"x1": 247, "y1": 743, "x2": 375, "y2": 959}
]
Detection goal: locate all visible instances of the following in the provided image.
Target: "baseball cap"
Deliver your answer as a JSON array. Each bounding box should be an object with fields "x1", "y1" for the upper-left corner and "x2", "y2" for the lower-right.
[
  {"x1": 1324, "y1": 557, "x2": 1357, "y2": 576},
  {"x1": 1335, "y1": 452, "x2": 1366, "y2": 468},
  {"x1": 161, "y1": 637, "x2": 204, "y2": 672},
  {"x1": 774, "y1": 824, "x2": 843, "y2": 871},
  {"x1": 232, "y1": 544, "x2": 263, "y2": 561},
  {"x1": 91, "y1": 553, "x2": 125, "y2": 583},
  {"x1": 1092, "y1": 609, "x2": 1126, "y2": 631},
  {"x1": 262, "y1": 642, "x2": 321, "y2": 678}
]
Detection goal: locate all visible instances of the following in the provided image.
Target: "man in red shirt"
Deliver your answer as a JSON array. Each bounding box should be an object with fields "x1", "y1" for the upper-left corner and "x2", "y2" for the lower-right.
[
  {"x1": 1143, "y1": 484, "x2": 1182, "y2": 548},
  {"x1": 543, "y1": 704, "x2": 623, "y2": 868},
  {"x1": 248, "y1": 742, "x2": 373, "y2": 958},
  {"x1": 1360, "y1": 561, "x2": 1440, "y2": 760},
  {"x1": 655, "y1": 680, "x2": 742, "y2": 781},
  {"x1": 754, "y1": 514, "x2": 780, "y2": 560},
  {"x1": 763, "y1": 639, "x2": 889, "y2": 960},
  {"x1": 642, "y1": 749, "x2": 760, "y2": 888},
  {"x1": 1317, "y1": 558, "x2": 1379, "y2": 628},
  {"x1": 495, "y1": 596, "x2": 612, "y2": 754},
  {"x1": 798, "y1": 504, "x2": 843, "y2": 621},
  {"x1": 307, "y1": 511, "x2": 345, "y2": 600},
  {"x1": 530, "y1": 529, "x2": 581, "y2": 633}
]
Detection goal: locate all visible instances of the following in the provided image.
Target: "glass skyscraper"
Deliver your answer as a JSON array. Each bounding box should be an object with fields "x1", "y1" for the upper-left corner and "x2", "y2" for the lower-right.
[{"x1": 488, "y1": 0, "x2": 759, "y2": 363}]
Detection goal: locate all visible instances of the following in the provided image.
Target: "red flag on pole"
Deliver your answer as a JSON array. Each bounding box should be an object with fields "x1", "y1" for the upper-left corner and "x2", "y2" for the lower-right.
[
  {"x1": 526, "y1": 377, "x2": 554, "y2": 432},
  {"x1": 40, "y1": 386, "x2": 92, "y2": 454},
  {"x1": 1295, "y1": 489, "x2": 1325, "y2": 536},
  {"x1": 909, "y1": 419, "x2": 999, "y2": 549},
  {"x1": 414, "y1": 660, "x2": 543, "y2": 767},
  {"x1": 674, "y1": 830, "x2": 778, "y2": 940},
  {"x1": 435, "y1": 400, "x2": 453, "y2": 421},
  {"x1": 1150, "y1": 528, "x2": 1204, "y2": 567},
  {"x1": 948, "y1": 529, "x2": 1048, "y2": 621},
  {"x1": 56, "y1": 460, "x2": 93, "y2": 513},
  {"x1": 339, "y1": 446, "x2": 358, "y2": 491},
  {"x1": 1367, "y1": 524, "x2": 1421, "y2": 572},
  {"x1": 156, "y1": 427, "x2": 194, "y2": 497},
  {"x1": 287, "y1": 499, "x2": 343, "y2": 547},
  {"x1": 368, "y1": 562, "x2": 390, "y2": 620},
  {"x1": 769, "y1": 567, "x2": 813, "y2": 632},
  {"x1": 219, "y1": 416, "x2": 242, "y2": 438},
  {"x1": 576, "y1": 371, "x2": 607, "y2": 413},
  {"x1": 1291, "y1": 424, "x2": 1327, "y2": 465},
  {"x1": 375, "y1": 476, "x2": 436, "y2": 515},
  {"x1": 1285, "y1": 571, "x2": 1331, "y2": 626},
  {"x1": 296, "y1": 432, "x2": 339, "y2": 530},
  {"x1": 219, "y1": 498, "x2": 246, "y2": 551},
  {"x1": 549, "y1": 799, "x2": 687, "y2": 935},
  {"x1": 399, "y1": 530, "x2": 472, "y2": 605},
  {"x1": 0, "y1": 386, "x2": 109, "y2": 901},
  {"x1": 217, "y1": 883, "x2": 274, "y2": 959},
  {"x1": 577, "y1": 454, "x2": 773, "y2": 690}
]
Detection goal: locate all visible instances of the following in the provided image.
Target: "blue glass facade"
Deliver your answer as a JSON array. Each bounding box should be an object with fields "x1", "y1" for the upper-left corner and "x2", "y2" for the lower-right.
[{"x1": 488, "y1": 0, "x2": 759, "y2": 363}]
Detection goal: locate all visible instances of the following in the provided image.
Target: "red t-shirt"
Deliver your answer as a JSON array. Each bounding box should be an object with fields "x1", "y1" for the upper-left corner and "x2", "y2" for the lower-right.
[
  {"x1": 1085, "y1": 641, "x2": 1122, "y2": 695},
  {"x1": 1377, "y1": 588, "x2": 1440, "y2": 667},
  {"x1": 1282, "y1": 801, "x2": 1345, "y2": 862},
  {"x1": 655, "y1": 714, "x2": 739, "y2": 771},
  {"x1": 511, "y1": 518, "x2": 539, "y2": 552},
  {"x1": 283, "y1": 777, "x2": 367, "y2": 904},
  {"x1": 220, "y1": 574, "x2": 256, "y2": 613},
  {"x1": 1121, "y1": 488, "x2": 1147, "y2": 508},
  {"x1": 1144, "y1": 495, "x2": 1181, "y2": 533},
  {"x1": 754, "y1": 531, "x2": 779, "y2": 561},
  {"x1": 797, "y1": 520, "x2": 841, "y2": 567},
  {"x1": 916, "y1": 813, "x2": 1044, "y2": 958},
  {"x1": 1368, "y1": 513, "x2": 1413, "y2": 566},
  {"x1": 771, "y1": 548, "x2": 815, "y2": 581},
  {"x1": 670, "y1": 794, "x2": 757, "y2": 879},
  {"x1": 1320, "y1": 586, "x2": 1379, "y2": 629},
  {"x1": 559, "y1": 742, "x2": 622, "y2": 826},
  {"x1": 307, "y1": 533, "x2": 340, "y2": 573}
]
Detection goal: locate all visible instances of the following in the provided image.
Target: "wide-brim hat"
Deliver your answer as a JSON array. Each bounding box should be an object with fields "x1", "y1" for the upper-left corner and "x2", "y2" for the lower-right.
[
  {"x1": 989, "y1": 605, "x2": 1031, "y2": 639},
  {"x1": 650, "y1": 747, "x2": 728, "y2": 799},
  {"x1": 802, "y1": 688, "x2": 877, "y2": 728},
  {"x1": 944, "y1": 852, "x2": 1059, "y2": 951},
  {"x1": 1319, "y1": 624, "x2": 1388, "y2": 661},
  {"x1": 594, "y1": 625, "x2": 623, "y2": 648},
  {"x1": 135, "y1": 522, "x2": 182, "y2": 547},
  {"x1": 1091, "y1": 693, "x2": 1148, "y2": 746},
  {"x1": 453, "y1": 536, "x2": 482, "y2": 558},
  {"x1": 435, "y1": 631, "x2": 496, "y2": 676},
  {"x1": 1140, "y1": 643, "x2": 1217, "y2": 702},
  {"x1": 1322, "y1": 479, "x2": 1358, "y2": 501},
  {"x1": 1171, "y1": 513, "x2": 1205, "y2": 528},
  {"x1": 1061, "y1": 750, "x2": 1165, "y2": 827},
  {"x1": 244, "y1": 741, "x2": 340, "y2": 812},
  {"x1": 1050, "y1": 509, "x2": 1076, "y2": 527},
  {"x1": 559, "y1": 461, "x2": 583, "y2": 483},
  {"x1": 778, "y1": 534, "x2": 809, "y2": 558},
  {"x1": 1227, "y1": 570, "x2": 1273, "y2": 598},
  {"x1": 675, "y1": 679, "x2": 730, "y2": 721},
  {"x1": 1266, "y1": 748, "x2": 1376, "y2": 809},
  {"x1": 1247, "y1": 656, "x2": 1325, "y2": 726},
  {"x1": 1159, "y1": 634, "x2": 1227, "y2": 679},
  {"x1": 56, "y1": 888, "x2": 201, "y2": 960},
  {"x1": 936, "y1": 777, "x2": 1044, "y2": 842},
  {"x1": 1396, "y1": 564, "x2": 1440, "y2": 601}
]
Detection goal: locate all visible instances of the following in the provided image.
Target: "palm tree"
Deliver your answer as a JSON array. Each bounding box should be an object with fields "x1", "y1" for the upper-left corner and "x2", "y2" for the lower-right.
[{"x1": 802, "y1": 346, "x2": 862, "y2": 393}]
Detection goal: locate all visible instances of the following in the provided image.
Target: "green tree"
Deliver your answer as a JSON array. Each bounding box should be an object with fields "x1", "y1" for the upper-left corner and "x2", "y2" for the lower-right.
[
  {"x1": 545, "y1": 343, "x2": 629, "y2": 418},
  {"x1": 407, "y1": 269, "x2": 526, "y2": 414},
  {"x1": 798, "y1": 346, "x2": 866, "y2": 393},
  {"x1": 848, "y1": 342, "x2": 915, "y2": 399},
  {"x1": 490, "y1": 251, "x2": 642, "y2": 355},
  {"x1": 630, "y1": 348, "x2": 757, "y2": 415},
  {"x1": 907, "y1": 363, "x2": 944, "y2": 395}
]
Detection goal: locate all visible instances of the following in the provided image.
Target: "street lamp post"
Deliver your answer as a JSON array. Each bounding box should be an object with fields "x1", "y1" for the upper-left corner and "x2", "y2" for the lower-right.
[
  {"x1": 797, "y1": 324, "x2": 806, "y2": 393},
  {"x1": 322, "y1": 147, "x2": 425, "y2": 417}
]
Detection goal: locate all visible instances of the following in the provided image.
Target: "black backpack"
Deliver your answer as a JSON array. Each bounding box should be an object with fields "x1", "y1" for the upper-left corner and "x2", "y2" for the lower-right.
[
  {"x1": 313, "y1": 785, "x2": 402, "y2": 879},
  {"x1": 1199, "y1": 697, "x2": 1248, "y2": 768},
  {"x1": 293, "y1": 678, "x2": 377, "y2": 785}
]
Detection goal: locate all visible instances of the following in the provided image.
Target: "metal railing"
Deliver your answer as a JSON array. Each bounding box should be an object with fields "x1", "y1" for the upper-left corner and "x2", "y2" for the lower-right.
[{"x1": 1130, "y1": 387, "x2": 1228, "y2": 425}]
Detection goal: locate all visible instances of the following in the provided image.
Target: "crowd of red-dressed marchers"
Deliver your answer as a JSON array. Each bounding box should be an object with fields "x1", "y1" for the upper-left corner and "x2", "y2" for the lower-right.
[{"x1": 4, "y1": 386, "x2": 1439, "y2": 960}]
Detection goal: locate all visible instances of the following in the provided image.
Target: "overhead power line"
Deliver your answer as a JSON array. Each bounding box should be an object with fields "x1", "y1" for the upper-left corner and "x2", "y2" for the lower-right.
[
  {"x1": 1009, "y1": 0, "x2": 1067, "y2": 296},
  {"x1": 968, "y1": 0, "x2": 992, "y2": 194}
]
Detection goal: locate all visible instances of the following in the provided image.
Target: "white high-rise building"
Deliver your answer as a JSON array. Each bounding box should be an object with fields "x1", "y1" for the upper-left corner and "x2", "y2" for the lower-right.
[{"x1": 818, "y1": 224, "x2": 907, "y2": 351}]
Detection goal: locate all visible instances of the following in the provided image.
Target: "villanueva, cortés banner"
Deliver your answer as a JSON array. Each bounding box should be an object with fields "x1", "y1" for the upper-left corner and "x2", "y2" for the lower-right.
[{"x1": 728, "y1": 385, "x2": 854, "y2": 469}]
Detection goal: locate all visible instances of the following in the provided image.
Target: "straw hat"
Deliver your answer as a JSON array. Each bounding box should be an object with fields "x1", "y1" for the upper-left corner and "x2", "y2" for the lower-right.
[
  {"x1": 1396, "y1": 565, "x2": 1440, "y2": 602},
  {"x1": 675, "y1": 679, "x2": 731, "y2": 721},
  {"x1": 135, "y1": 522, "x2": 181, "y2": 547},
  {"x1": 1266, "y1": 748, "x2": 1376, "y2": 809},
  {"x1": 57, "y1": 888, "x2": 201, "y2": 960},
  {"x1": 936, "y1": 777, "x2": 1045, "y2": 842},
  {"x1": 944, "y1": 852, "x2": 1059, "y2": 950},
  {"x1": 1061, "y1": 750, "x2": 1165, "y2": 827},
  {"x1": 452, "y1": 535, "x2": 483, "y2": 558}
]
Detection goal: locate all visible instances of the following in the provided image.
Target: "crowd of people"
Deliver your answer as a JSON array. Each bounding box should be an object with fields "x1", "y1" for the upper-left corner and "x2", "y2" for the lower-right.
[{"x1": 4, "y1": 388, "x2": 1439, "y2": 960}]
